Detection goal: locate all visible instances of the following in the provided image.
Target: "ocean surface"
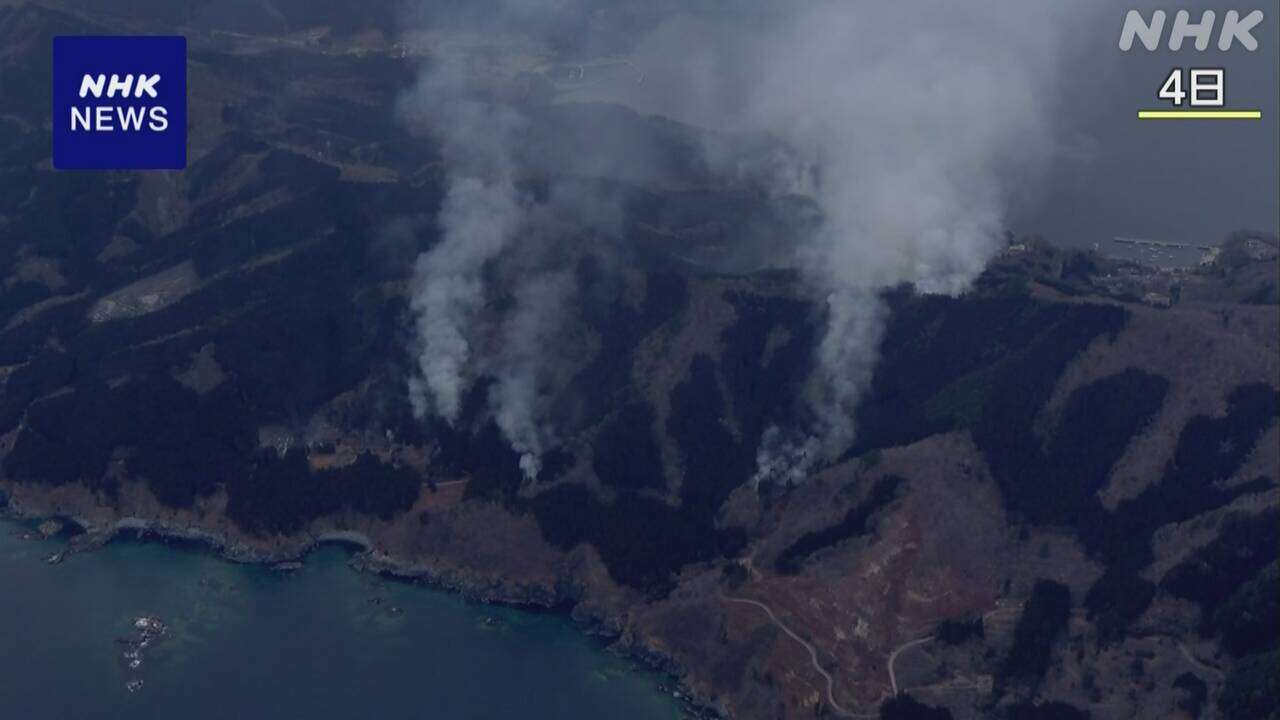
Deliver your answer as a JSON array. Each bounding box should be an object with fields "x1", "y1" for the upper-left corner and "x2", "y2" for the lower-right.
[{"x1": 0, "y1": 518, "x2": 683, "y2": 720}]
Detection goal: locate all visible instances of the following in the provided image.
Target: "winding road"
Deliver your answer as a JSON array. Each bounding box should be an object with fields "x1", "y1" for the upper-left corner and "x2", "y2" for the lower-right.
[
  {"x1": 722, "y1": 593, "x2": 944, "y2": 717},
  {"x1": 721, "y1": 595, "x2": 861, "y2": 716},
  {"x1": 887, "y1": 635, "x2": 934, "y2": 695},
  {"x1": 720, "y1": 594, "x2": 896, "y2": 718}
]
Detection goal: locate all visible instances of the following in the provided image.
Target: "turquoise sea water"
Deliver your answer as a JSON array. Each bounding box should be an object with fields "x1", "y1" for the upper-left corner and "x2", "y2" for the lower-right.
[{"x1": 0, "y1": 519, "x2": 682, "y2": 719}]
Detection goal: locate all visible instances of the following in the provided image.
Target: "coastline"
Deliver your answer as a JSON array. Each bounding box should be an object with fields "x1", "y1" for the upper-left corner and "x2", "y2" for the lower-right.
[{"x1": 0, "y1": 489, "x2": 722, "y2": 720}]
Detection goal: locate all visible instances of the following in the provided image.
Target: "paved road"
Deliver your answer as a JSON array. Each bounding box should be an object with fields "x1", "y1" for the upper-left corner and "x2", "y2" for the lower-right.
[
  {"x1": 721, "y1": 594, "x2": 883, "y2": 718},
  {"x1": 887, "y1": 636, "x2": 934, "y2": 695}
]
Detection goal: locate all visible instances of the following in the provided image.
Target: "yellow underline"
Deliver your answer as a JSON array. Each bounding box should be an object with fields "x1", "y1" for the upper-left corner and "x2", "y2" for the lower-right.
[{"x1": 1138, "y1": 110, "x2": 1262, "y2": 120}]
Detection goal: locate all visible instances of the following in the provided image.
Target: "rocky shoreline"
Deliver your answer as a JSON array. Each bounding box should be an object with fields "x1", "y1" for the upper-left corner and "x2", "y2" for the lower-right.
[{"x1": 0, "y1": 491, "x2": 724, "y2": 719}]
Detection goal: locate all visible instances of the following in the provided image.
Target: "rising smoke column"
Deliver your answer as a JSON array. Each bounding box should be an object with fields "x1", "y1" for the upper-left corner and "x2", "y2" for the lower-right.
[
  {"x1": 488, "y1": 271, "x2": 573, "y2": 478},
  {"x1": 407, "y1": 177, "x2": 571, "y2": 479},
  {"x1": 614, "y1": 1, "x2": 1081, "y2": 483},
  {"x1": 407, "y1": 174, "x2": 523, "y2": 423},
  {"x1": 399, "y1": 0, "x2": 1095, "y2": 485},
  {"x1": 401, "y1": 56, "x2": 526, "y2": 423},
  {"x1": 400, "y1": 48, "x2": 575, "y2": 479},
  {"x1": 753, "y1": 1, "x2": 1078, "y2": 481}
]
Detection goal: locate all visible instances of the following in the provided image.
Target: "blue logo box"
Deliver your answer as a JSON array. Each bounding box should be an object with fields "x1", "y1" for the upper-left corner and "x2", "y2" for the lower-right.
[{"x1": 52, "y1": 36, "x2": 187, "y2": 170}]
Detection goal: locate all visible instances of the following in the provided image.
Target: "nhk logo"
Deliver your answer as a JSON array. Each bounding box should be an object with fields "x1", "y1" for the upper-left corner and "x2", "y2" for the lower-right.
[
  {"x1": 53, "y1": 36, "x2": 186, "y2": 169},
  {"x1": 73, "y1": 74, "x2": 169, "y2": 132}
]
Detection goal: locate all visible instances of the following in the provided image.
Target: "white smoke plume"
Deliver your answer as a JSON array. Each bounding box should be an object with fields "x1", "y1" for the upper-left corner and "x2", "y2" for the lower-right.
[
  {"x1": 407, "y1": 175, "x2": 523, "y2": 423},
  {"x1": 399, "y1": 34, "x2": 576, "y2": 478},
  {"x1": 604, "y1": 1, "x2": 1085, "y2": 483},
  {"x1": 401, "y1": 51, "x2": 530, "y2": 428},
  {"x1": 756, "y1": 2, "x2": 1076, "y2": 480},
  {"x1": 488, "y1": 272, "x2": 573, "y2": 479},
  {"x1": 398, "y1": 0, "x2": 1100, "y2": 485}
]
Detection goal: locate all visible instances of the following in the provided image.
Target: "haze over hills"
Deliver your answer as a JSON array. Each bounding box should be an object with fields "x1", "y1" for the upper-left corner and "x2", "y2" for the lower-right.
[{"x1": 0, "y1": 2, "x2": 1277, "y2": 719}]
